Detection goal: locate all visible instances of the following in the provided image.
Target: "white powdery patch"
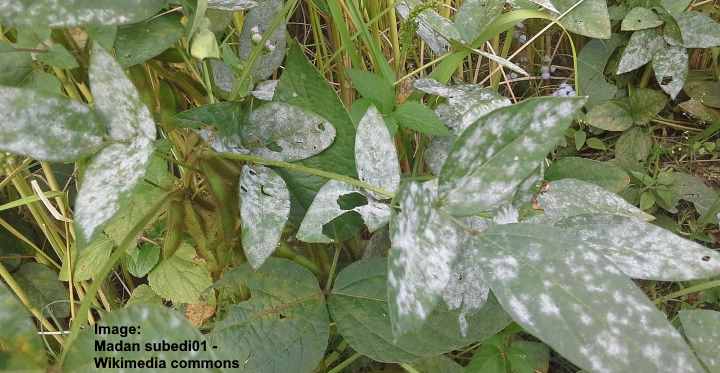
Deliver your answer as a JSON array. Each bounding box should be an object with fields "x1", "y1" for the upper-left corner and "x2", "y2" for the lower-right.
[
  {"x1": 388, "y1": 180, "x2": 461, "y2": 333},
  {"x1": 208, "y1": 0, "x2": 258, "y2": 11},
  {"x1": 246, "y1": 102, "x2": 336, "y2": 161},
  {"x1": 238, "y1": 0, "x2": 287, "y2": 81},
  {"x1": 395, "y1": 0, "x2": 455, "y2": 54},
  {"x1": 558, "y1": 214, "x2": 720, "y2": 281},
  {"x1": 355, "y1": 106, "x2": 400, "y2": 198},
  {"x1": 674, "y1": 11, "x2": 720, "y2": 48},
  {"x1": 296, "y1": 180, "x2": 390, "y2": 243},
  {"x1": 0, "y1": 0, "x2": 162, "y2": 27},
  {"x1": 250, "y1": 79, "x2": 278, "y2": 101},
  {"x1": 0, "y1": 87, "x2": 105, "y2": 161},
  {"x1": 652, "y1": 44, "x2": 688, "y2": 99},
  {"x1": 617, "y1": 29, "x2": 663, "y2": 74},
  {"x1": 493, "y1": 205, "x2": 519, "y2": 225},
  {"x1": 198, "y1": 128, "x2": 250, "y2": 154},
  {"x1": 441, "y1": 245, "x2": 490, "y2": 336},
  {"x1": 239, "y1": 165, "x2": 290, "y2": 269},
  {"x1": 679, "y1": 309, "x2": 720, "y2": 371}
]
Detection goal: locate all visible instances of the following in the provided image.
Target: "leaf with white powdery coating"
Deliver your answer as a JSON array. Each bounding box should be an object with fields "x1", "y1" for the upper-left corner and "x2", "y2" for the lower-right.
[
  {"x1": 453, "y1": 0, "x2": 505, "y2": 43},
  {"x1": 621, "y1": 7, "x2": 663, "y2": 31},
  {"x1": 617, "y1": 29, "x2": 663, "y2": 74},
  {"x1": 208, "y1": 0, "x2": 258, "y2": 11},
  {"x1": 238, "y1": 0, "x2": 287, "y2": 82},
  {"x1": 556, "y1": 214, "x2": 720, "y2": 281},
  {"x1": 679, "y1": 309, "x2": 720, "y2": 372},
  {"x1": 239, "y1": 165, "x2": 290, "y2": 269},
  {"x1": 553, "y1": 0, "x2": 611, "y2": 39},
  {"x1": 74, "y1": 44, "x2": 156, "y2": 245},
  {"x1": 0, "y1": 0, "x2": 166, "y2": 27},
  {"x1": 355, "y1": 106, "x2": 400, "y2": 198},
  {"x1": 675, "y1": 11, "x2": 720, "y2": 48},
  {"x1": 475, "y1": 223, "x2": 705, "y2": 373},
  {"x1": 653, "y1": 44, "x2": 688, "y2": 99},
  {"x1": 439, "y1": 96, "x2": 586, "y2": 216},
  {"x1": 210, "y1": 258, "x2": 329, "y2": 373},
  {"x1": 0, "y1": 87, "x2": 106, "y2": 162}
]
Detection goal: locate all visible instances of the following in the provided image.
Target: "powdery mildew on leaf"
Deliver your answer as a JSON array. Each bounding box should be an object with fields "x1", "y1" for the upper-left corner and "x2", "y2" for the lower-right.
[
  {"x1": 439, "y1": 97, "x2": 585, "y2": 216},
  {"x1": 617, "y1": 29, "x2": 663, "y2": 74},
  {"x1": 675, "y1": 11, "x2": 720, "y2": 48},
  {"x1": 239, "y1": 165, "x2": 290, "y2": 269},
  {"x1": 387, "y1": 180, "x2": 464, "y2": 335},
  {"x1": 476, "y1": 223, "x2": 706, "y2": 373},
  {"x1": 441, "y1": 254, "x2": 490, "y2": 336},
  {"x1": 679, "y1": 309, "x2": 720, "y2": 372},
  {"x1": 453, "y1": 0, "x2": 505, "y2": 43},
  {"x1": 0, "y1": 87, "x2": 105, "y2": 161},
  {"x1": 553, "y1": 0, "x2": 611, "y2": 39},
  {"x1": 395, "y1": 0, "x2": 456, "y2": 53},
  {"x1": 556, "y1": 214, "x2": 720, "y2": 281},
  {"x1": 529, "y1": 0, "x2": 558, "y2": 13},
  {"x1": 75, "y1": 45, "x2": 156, "y2": 244},
  {"x1": 620, "y1": 7, "x2": 663, "y2": 31},
  {"x1": 537, "y1": 179, "x2": 654, "y2": 222},
  {"x1": 653, "y1": 44, "x2": 688, "y2": 99},
  {"x1": 198, "y1": 127, "x2": 249, "y2": 154},
  {"x1": 296, "y1": 180, "x2": 390, "y2": 243},
  {"x1": 246, "y1": 102, "x2": 336, "y2": 161},
  {"x1": 250, "y1": 79, "x2": 278, "y2": 101},
  {"x1": 210, "y1": 59, "x2": 235, "y2": 94},
  {"x1": 355, "y1": 106, "x2": 400, "y2": 198},
  {"x1": 238, "y1": 0, "x2": 286, "y2": 82},
  {"x1": 208, "y1": 0, "x2": 259, "y2": 11},
  {"x1": 0, "y1": 0, "x2": 166, "y2": 27}
]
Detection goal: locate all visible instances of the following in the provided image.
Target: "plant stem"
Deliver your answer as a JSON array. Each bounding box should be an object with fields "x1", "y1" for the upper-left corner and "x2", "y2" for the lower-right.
[
  {"x1": 213, "y1": 152, "x2": 394, "y2": 198},
  {"x1": 654, "y1": 280, "x2": 720, "y2": 304},
  {"x1": 327, "y1": 352, "x2": 362, "y2": 373},
  {"x1": 275, "y1": 243, "x2": 322, "y2": 276}
]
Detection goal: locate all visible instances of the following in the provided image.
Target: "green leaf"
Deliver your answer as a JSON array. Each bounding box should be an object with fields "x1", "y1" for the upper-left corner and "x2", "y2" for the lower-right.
[
  {"x1": 239, "y1": 165, "x2": 290, "y2": 269},
  {"x1": 586, "y1": 137, "x2": 607, "y2": 150},
  {"x1": 617, "y1": 29, "x2": 664, "y2": 74},
  {"x1": 125, "y1": 242, "x2": 161, "y2": 278},
  {"x1": 14, "y1": 262, "x2": 69, "y2": 318},
  {"x1": 190, "y1": 27, "x2": 220, "y2": 60},
  {"x1": 244, "y1": 102, "x2": 336, "y2": 161},
  {"x1": 586, "y1": 101, "x2": 633, "y2": 131},
  {"x1": 679, "y1": 309, "x2": 720, "y2": 373},
  {"x1": 615, "y1": 127, "x2": 653, "y2": 171},
  {"x1": 64, "y1": 304, "x2": 217, "y2": 372},
  {"x1": 621, "y1": 7, "x2": 663, "y2": 31},
  {"x1": 0, "y1": 87, "x2": 106, "y2": 162},
  {"x1": 273, "y1": 42, "x2": 357, "y2": 223},
  {"x1": 296, "y1": 180, "x2": 390, "y2": 243},
  {"x1": 508, "y1": 341, "x2": 550, "y2": 373},
  {"x1": 545, "y1": 157, "x2": 630, "y2": 193},
  {"x1": 454, "y1": 0, "x2": 505, "y2": 43},
  {"x1": 684, "y1": 80, "x2": 720, "y2": 109},
  {"x1": 628, "y1": 87, "x2": 667, "y2": 124},
  {"x1": 439, "y1": 97, "x2": 586, "y2": 216},
  {"x1": 36, "y1": 44, "x2": 78, "y2": 69},
  {"x1": 574, "y1": 129, "x2": 587, "y2": 150},
  {"x1": 675, "y1": 11, "x2": 720, "y2": 48},
  {"x1": 0, "y1": 282, "x2": 46, "y2": 370},
  {"x1": 21, "y1": 70, "x2": 63, "y2": 95},
  {"x1": 679, "y1": 99, "x2": 720, "y2": 122},
  {"x1": 347, "y1": 69, "x2": 395, "y2": 114},
  {"x1": 577, "y1": 36, "x2": 623, "y2": 107},
  {"x1": 148, "y1": 243, "x2": 212, "y2": 304},
  {"x1": 392, "y1": 101, "x2": 451, "y2": 136},
  {"x1": 537, "y1": 178, "x2": 654, "y2": 222},
  {"x1": 556, "y1": 214, "x2": 720, "y2": 281},
  {"x1": 554, "y1": 0, "x2": 611, "y2": 39},
  {"x1": 238, "y1": 0, "x2": 287, "y2": 82},
  {"x1": 0, "y1": 0, "x2": 166, "y2": 27},
  {"x1": 411, "y1": 356, "x2": 464, "y2": 373},
  {"x1": 355, "y1": 106, "x2": 400, "y2": 198},
  {"x1": 74, "y1": 44, "x2": 157, "y2": 245},
  {"x1": 60, "y1": 235, "x2": 113, "y2": 282},
  {"x1": 114, "y1": 14, "x2": 184, "y2": 67},
  {"x1": 86, "y1": 24, "x2": 117, "y2": 50},
  {"x1": 126, "y1": 284, "x2": 162, "y2": 307},
  {"x1": 0, "y1": 41, "x2": 32, "y2": 85},
  {"x1": 329, "y1": 258, "x2": 510, "y2": 363},
  {"x1": 475, "y1": 223, "x2": 705, "y2": 373},
  {"x1": 210, "y1": 258, "x2": 329, "y2": 373},
  {"x1": 660, "y1": 0, "x2": 691, "y2": 15},
  {"x1": 208, "y1": 0, "x2": 258, "y2": 11},
  {"x1": 175, "y1": 101, "x2": 247, "y2": 134},
  {"x1": 670, "y1": 172, "x2": 718, "y2": 215},
  {"x1": 653, "y1": 44, "x2": 688, "y2": 99}
]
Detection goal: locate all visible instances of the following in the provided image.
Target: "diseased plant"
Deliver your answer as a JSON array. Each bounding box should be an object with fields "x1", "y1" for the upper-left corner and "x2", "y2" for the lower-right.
[{"x1": 1, "y1": 1, "x2": 720, "y2": 373}]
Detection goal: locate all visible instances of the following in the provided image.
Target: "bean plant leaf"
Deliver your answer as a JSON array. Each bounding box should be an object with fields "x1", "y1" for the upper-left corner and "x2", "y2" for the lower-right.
[
  {"x1": 475, "y1": 223, "x2": 706, "y2": 373},
  {"x1": 670, "y1": 172, "x2": 718, "y2": 216},
  {"x1": 545, "y1": 157, "x2": 630, "y2": 193},
  {"x1": 679, "y1": 309, "x2": 720, "y2": 372},
  {"x1": 586, "y1": 101, "x2": 633, "y2": 131},
  {"x1": 629, "y1": 87, "x2": 668, "y2": 124},
  {"x1": 684, "y1": 80, "x2": 720, "y2": 109},
  {"x1": 0, "y1": 87, "x2": 106, "y2": 162},
  {"x1": 617, "y1": 29, "x2": 664, "y2": 74},
  {"x1": 439, "y1": 97, "x2": 586, "y2": 216},
  {"x1": 347, "y1": 69, "x2": 395, "y2": 114},
  {"x1": 621, "y1": 7, "x2": 663, "y2": 31},
  {"x1": 59, "y1": 235, "x2": 113, "y2": 282},
  {"x1": 239, "y1": 165, "x2": 290, "y2": 269},
  {"x1": 36, "y1": 44, "x2": 79, "y2": 69},
  {"x1": 210, "y1": 258, "x2": 329, "y2": 373},
  {"x1": 0, "y1": 41, "x2": 32, "y2": 85},
  {"x1": 537, "y1": 179, "x2": 654, "y2": 222},
  {"x1": 355, "y1": 106, "x2": 400, "y2": 198},
  {"x1": 556, "y1": 214, "x2": 720, "y2": 281},
  {"x1": 392, "y1": 101, "x2": 451, "y2": 136},
  {"x1": 148, "y1": 244, "x2": 212, "y2": 304},
  {"x1": 395, "y1": 0, "x2": 457, "y2": 53},
  {"x1": 578, "y1": 36, "x2": 623, "y2": 107},
  {"x1": 126, "y1": 284, "x2": 163, "y2": 306},
  {"x1": 251, "y1": 79, "x2": 278, "y2": 101},
  {"x1": 74, "y1": 44, "x2": 156, "y2": 245},
  {"x1": 660, "y1": 0, "x2": 691, "y2": 16},
  {"x1": 14, "y1": 262, "x2": 69, "y2": 319},
  {"x1": 208, "y1": 0, "x2": 258, "y2": 11},
  {"x1": 245, "y1": 102, "x2": 336, "y2": 161},
  {"x1": 329, "y1": 258, "x2": 510, "y2": 363},
  {"x1": 454, "y1": 0, "x2": 505, "y2": 43},
  {"x1": 675, "y1": 11, "x2": 720, "y2": 48},
  {"x1": 125, "y1": 243, "x2": 161, "y2": 278},
  {"x1": 63, "y1": 304, "x2": 217, "y2": 372},
  {"x1": 554, "y1": 0, "x2": 611, "y2": 39},
  {"x1": 0, "y1": 282, "x2": 46, "y2": 370},
  {"x1": 114, "y1": 14, "x2": 184, "y2": 67},
  {"x1": 652, "y1": 44, "x2": 688, "y2": 99},
  {"x1": 615, "y1": 127, "x2": 653, "y2": 171},
  {"x1": 296, "y1": 180, "x2": 391, "y2": 243},
  {"x1": 238, "y1": 0, "x2": 287, "y2": 82},
  {"x1": 0, "y1": 0, "x2": 167, "y2": 27}
]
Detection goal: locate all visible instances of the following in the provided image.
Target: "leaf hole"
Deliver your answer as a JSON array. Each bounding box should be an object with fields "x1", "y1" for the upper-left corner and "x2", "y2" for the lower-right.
[
  {"x1": 279, "y1": 313, "x2": 286, "y2": 319},
  {"x1": 260, "y1": 186, "x2": 273, "y2": 197},
  {"x1": 248, "y1": 168, "x2": 257, "y2": 176},
  {"x1": 316, "y1": 122, "x2": 325, "y2": 131},
  {"x1": 702, "y1": 255, "x2": 711, "y2": 262},
  {"x1": 661, "y1": 76, "x2": 673, "y2": 85},
  {"x1": 240, "y1": 185, "x2": 248, "y2": 193}
]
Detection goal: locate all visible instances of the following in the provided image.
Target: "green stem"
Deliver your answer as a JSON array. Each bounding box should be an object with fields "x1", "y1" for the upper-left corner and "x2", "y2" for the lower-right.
[
  {"x1": 654, "y1": 280, "x2": 720, "y2": 304},
  {"x1": 327, "y1": 352, "x2": 362, "y2": 373},
  {"x1": 275, "y1": 243, "x2": 322, "y2": 277},
  {"x1": 60, "y1": 192, "x2": 175, "y2": 364},
  {"x1": 213, "y1": 152, "x2": 394, "y2": 198}
]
